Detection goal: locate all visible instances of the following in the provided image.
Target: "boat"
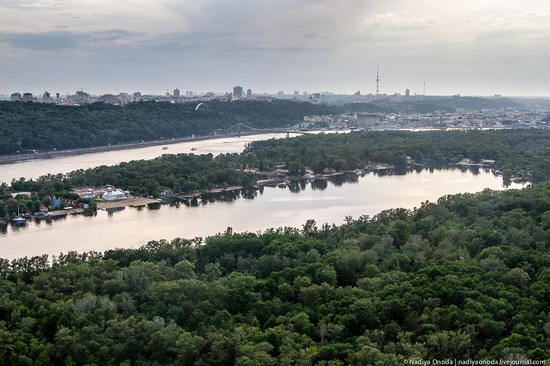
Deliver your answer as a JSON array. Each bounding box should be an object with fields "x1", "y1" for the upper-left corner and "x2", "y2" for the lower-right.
[
  {"x1": 306, "y1": 174, "x2": 316, "y2": 182},
  {"x1": 191, "y1": 147, "x2": 197, "y2": 151},
  {"x1": 12, "y1": 217, "x2": 27, "y2": 225},
  {"x1": 12, "y1": 204, "x2": 27, "y2": 224},
  {"x1": 162, "y1": 146, "x2": 169, "y2": 150}
]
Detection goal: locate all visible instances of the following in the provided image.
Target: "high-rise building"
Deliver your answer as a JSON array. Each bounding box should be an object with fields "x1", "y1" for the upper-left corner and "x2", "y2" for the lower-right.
[
  {"x1": 233, "y1": 86, "x2": 243, "y2": 98},
  {"x1": 75, "y1": 90, "x2": 89, "y2": 103},
  {"x1": 173, "y1": 88, "x2": 180, "y2": 98},
  {"x1": 405, "y1": 89, "x2": 410, "y2": 97},
  {"x1": 246, "y1": 89, "x2": 252, "y2": 98},
  {"x1": 357, "y1": 114, "x2": 379, "y2": 128},
  {"x1": 10, "y1": 92, "x2": 22, "y2": 101}
]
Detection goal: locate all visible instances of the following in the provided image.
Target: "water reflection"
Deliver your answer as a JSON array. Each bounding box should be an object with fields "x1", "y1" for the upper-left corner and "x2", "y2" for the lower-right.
[
  {"x1": 311, "y1": 178, "x2": 328, "y2": 190},
  {"x1": 106, "y1": 207, "x2": 126, "y2": 216},
  {"x1": 0, "y1": 168, "x2": 525, "y2": 260},
  {"x1": 242, "y1": 189, "x2": 258, "y2": 200},
  {"x1": 288, "y1": 180, "x2": 306, "y2": 193},
  {"x1": 0, "y1": 133, "x2": 295, "y2": 183}
]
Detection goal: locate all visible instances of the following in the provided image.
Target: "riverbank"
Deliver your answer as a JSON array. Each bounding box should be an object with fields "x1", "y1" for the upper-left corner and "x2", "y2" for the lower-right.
[
  {"x1": 0, "y1": 131, "x2": 277, "y2": 165},
  {"x1": 0, "y1": 169, "x2": 524, "y2": 261}
]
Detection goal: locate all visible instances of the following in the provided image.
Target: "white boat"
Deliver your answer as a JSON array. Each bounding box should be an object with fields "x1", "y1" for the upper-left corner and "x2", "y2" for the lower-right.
[
  {"x1": 12, "y1": 217, "x2": 26, "y2": 225},
  {"x1": 306, "y1": 174, "x2": 316, "y2": 182},
  {"x1": 12, "y1": 204, "x2": 27, "y2": 224}
]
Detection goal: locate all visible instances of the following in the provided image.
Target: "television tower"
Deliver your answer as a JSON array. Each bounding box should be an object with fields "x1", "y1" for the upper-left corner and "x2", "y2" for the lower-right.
[{"x1": 376, "y1": 65, "x2": 380, "y2": 95}]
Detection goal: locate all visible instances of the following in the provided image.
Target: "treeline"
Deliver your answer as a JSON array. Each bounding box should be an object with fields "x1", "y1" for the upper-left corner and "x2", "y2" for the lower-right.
[
  {"x1": 0, "y1": 96, "x2": 531, "y2": 156},
  {"x1": 0, "y1": 100, "x2": 337, "y2": 155},
  {"x1": 243, "y1": 129, "x2": 550, "y2": 181},
  {"x1": 1, "y1": 183, "x2": 550, "y2": 364},
  {"x1": 1, "y1": 153, "x2": 255, "y2": 219},
  {"x1": 3, "y1": 129, "x2": 550, "y2": 219}
]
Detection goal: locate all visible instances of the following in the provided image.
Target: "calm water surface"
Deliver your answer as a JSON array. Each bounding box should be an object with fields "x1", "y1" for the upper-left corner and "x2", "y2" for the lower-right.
[
  {"x1": 0, "y1": 133, "x2": 297, "y2": 183},
  {"x1": 0, "y1": 169, "x2": 523, "y2": 260}
]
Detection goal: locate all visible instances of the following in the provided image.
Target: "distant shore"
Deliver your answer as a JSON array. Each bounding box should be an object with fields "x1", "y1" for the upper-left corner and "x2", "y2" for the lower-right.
[{"x1": 0, "y1": 131, "x2": 274, "y2": 166}]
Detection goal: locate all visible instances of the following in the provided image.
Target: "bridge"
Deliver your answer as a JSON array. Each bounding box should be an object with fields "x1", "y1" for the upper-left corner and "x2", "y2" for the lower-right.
[{"x1": 215, "y1": 123, "x2": 313, "y2": 137}]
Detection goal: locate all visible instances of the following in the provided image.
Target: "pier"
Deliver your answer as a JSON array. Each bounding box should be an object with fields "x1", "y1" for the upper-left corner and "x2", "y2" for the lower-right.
[{"x1": 97, "y1": 197, "x2": 161, "y2": 210}]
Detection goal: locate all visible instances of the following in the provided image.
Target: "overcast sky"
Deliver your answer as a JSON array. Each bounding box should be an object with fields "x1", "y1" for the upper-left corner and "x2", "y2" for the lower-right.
[{"x1": 1, "y1": 0, "x2": 549, "y2": 96}]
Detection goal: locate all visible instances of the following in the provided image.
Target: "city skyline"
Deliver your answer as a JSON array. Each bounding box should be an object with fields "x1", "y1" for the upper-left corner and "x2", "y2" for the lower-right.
[{"x1": 1, "y1": 0, "x2": 549, "y2": 97}]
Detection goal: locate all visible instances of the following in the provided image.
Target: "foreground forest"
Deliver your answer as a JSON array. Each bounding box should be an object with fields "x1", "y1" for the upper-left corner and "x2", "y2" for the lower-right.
[{"x1": 1, "y1": 183, "x2": 550, "y2": 364}]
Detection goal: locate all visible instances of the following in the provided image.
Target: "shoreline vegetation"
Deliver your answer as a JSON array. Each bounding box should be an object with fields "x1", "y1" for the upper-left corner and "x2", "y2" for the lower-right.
[
  {"x1": 0, "y1": 130, "x2": 271, "y2": 166},
  {"x1": 0, "y1": 183, "x2": 549, "y2": 363},
  {"x1": 2, "y1": 129, "x2": 549, "y2": 226}
]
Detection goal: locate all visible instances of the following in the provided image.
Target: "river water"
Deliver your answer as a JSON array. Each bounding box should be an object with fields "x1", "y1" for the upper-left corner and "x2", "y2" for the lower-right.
[
  {"x1": 0, "y1": 133, "x2": 525, "y2": 260},
  {"x1": 0, "y1": 133, "x2": 300, "y2": 183},
  {"x1": 0, "y1": 169, "x2": 523, "y2": 260}
]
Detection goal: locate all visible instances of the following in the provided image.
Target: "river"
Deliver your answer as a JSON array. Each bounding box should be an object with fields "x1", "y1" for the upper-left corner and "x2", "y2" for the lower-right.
[
  {"x1": 0, "y1": 166, "x2": 523, "y2": 260},
  {"x1": 0, "y1": 133, "x2": 300, "y2": 183}
]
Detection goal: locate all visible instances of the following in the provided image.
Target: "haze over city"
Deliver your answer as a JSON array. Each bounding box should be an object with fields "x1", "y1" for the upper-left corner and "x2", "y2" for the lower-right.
[{"x1": 1, "y1": 0, "x2": 549, "y2": 96}]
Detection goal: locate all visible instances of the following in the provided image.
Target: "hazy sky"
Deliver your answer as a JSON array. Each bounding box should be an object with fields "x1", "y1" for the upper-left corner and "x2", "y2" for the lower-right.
[{"x1": 1, "y1": 0, "x2": 549, "y2": 96}]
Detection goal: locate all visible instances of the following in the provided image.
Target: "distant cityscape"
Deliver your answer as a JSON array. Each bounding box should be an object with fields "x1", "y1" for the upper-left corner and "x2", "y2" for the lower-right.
[
  {"x1": 302, "y1": 109, "x2": 548, "y2": 131},
  {"x1": 2, "y1": 86, "x2": 549, "y2": 131},
  {"x1": 0, "y1": 86, "x2": 511, "y2": 106},
  {"x1": 5, "y1": 88, "x2": 398, "y2": 105}
]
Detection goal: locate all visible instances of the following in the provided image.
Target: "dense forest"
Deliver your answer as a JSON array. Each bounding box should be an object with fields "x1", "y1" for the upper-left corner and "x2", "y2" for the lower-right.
[
  {"x1": 244, "y1": 129, "x2": 550, "y2": 182},
  {"x1": 0, "y1": 100, "x2": 337, "y2": 155},
  {"x1": 0, "y1": 96, "x2": 531, "y2": 156},
  {"x1": 1, "y1": 183, "x2": 550, "y2": 364},
  {"x1": 3, "y1": 129, "x2": 550, "y2": 220}
]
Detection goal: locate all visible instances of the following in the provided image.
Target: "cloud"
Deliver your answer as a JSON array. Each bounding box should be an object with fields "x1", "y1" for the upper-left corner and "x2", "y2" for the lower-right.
[
  {"x1": 0, "y1": 0, "x2": 549, "y2": 95},
  {"x1": 0, "y1": 29, "x2": 142, "y2": 52}
]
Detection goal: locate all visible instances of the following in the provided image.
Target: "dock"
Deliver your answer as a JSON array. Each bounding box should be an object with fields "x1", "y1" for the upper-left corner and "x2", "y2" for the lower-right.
[
  {"x1": 97, "y1": 197, "x2": 160, "y2": 209},
  {"x1": 178, "y1": 186, "x2": 245, "y2": 200}
]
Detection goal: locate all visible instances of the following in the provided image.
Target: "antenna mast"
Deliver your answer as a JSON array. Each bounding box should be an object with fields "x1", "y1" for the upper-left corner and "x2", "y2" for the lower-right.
[{"x1": 376, "y1": 65, "x2": 380, "y2": 95}]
